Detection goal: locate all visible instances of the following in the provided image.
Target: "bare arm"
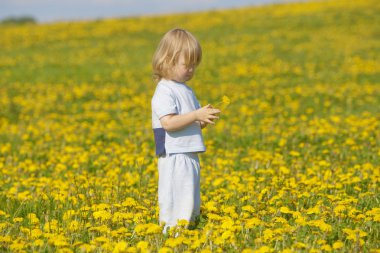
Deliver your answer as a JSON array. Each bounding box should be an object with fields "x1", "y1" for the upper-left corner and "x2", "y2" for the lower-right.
[{"x1": 160, "y1": 104, "x2": 220, "y2": 132}]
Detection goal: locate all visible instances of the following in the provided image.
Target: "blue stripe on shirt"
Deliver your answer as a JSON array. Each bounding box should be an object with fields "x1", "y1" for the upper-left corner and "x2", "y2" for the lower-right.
[{"x1": 153, "y1": 128, "x2": 166, "y2": 156}]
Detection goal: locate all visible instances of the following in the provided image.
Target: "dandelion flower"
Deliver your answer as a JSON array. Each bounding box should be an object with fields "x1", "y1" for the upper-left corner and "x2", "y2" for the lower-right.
[{"x1": 222, "y1": 95, "x2": 230, "y2": 105}]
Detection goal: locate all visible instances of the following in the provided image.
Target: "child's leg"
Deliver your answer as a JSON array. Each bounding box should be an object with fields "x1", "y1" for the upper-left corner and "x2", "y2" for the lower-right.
[
  {"x1": 192, "y1": 155, "x2": 201, "y2": 221},
  {"x1": 158, "y1": 155, "x2": 175, "y2": 231},
  {"x1": 171, "y1": 153, "x2": 200, "y2": 226}
]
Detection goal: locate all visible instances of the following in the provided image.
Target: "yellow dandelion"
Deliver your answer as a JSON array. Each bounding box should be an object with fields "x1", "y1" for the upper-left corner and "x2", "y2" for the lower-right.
[
  {"x1": 68, "y1": 220, "x2": 80, "y2": 232},
  {"x1": 136, "y1": 241, "x2": 149, "y2": 252},
  {"x1": 93, "y1": 236, "x2": 109, "y2": 244},
  {"x1": 146, "y1": 223, "x2": 162, "y2": 234},
  {"x1": 159, "y1": 247, "x2": 173, "y2": 253},
  {"x1": 31, "y1": 228, "x2": 42, "y2": 239},
  {"x1": 10, "y1": 241, "x2": 25, "y2": 251},
  {"x1": 13, "y1": 217, "x2": 23, "y2": 223},
  {"x1": 93, "y1": 210, "x2": 112, "y2": 222},
  {"x1": 332, "y1": 240, "x2": 344, "y2": 249},
  {"x1": 122, "y1": 197, "x2": 137, "y2": 207},
  {"x1": 242, "y1": 205, "x2": 255, "y2": 213},
  {"x1": 27, "y1": 213, "x2": 40, "y2": 225},
  {"x1": 222, "y1": 95, "x2": 230, "y2": 105},
  {"x1": 254, "y1": 245, "x2": 273, "y2": 253},
  {"x1": 293, "y1": 242, "x2": 306, "y2": 249},
  {"x1": 263, "y1": 229, "x2": 274, "y2": 241},
  {"x1": 48, "y1": 234, "x2": 69, "y2": 247},
  {"x1": 0, "y1": 235, "x2": 12, "y2": 243},
  {"x1": 113, "y1": 241, "x2": 128, "y2": 253},
  {"x1": 33, "y1": 239, "x2": 44, "y2": 247},
  {"x1": 272, "y1": 217, "x2": 288, "y2": 224},
  {"x1": 214, "y1": 95, "x2": 231, "y2": 110},
  {"x1": 245, "y1": 217, "x2": 263, "y2": 228},
  {"x1": 279, "y1": 206, "x2": 293, "y2": 214},
  {"x1": 320, "y1": 244, "x2": 332, "y2": 252}
]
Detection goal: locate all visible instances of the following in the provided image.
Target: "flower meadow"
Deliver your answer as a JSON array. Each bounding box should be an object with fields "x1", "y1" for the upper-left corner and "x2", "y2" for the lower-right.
[{"x1": 0, "y1": 0, "x2": 379, "y2": 252}]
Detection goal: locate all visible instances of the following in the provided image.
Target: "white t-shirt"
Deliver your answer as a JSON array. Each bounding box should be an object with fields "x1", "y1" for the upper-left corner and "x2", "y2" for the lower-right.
[{"x1": 152, "y1": 79, "x2": 206, "y2": 155}]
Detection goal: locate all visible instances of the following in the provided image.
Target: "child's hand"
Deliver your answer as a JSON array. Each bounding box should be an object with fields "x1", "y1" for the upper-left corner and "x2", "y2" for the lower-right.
[
  {"x1": 199, "y1": 121, "x2": 208, "y2": 129},
  {"x1": 195, "y1": 104, "x2": 221, "y2": 125}
]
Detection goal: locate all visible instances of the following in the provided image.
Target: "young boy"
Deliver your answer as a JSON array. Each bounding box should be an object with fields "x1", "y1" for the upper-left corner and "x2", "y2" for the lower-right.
[{"x1": 151, "y1": 28, "x2": 220, "y2": 233}]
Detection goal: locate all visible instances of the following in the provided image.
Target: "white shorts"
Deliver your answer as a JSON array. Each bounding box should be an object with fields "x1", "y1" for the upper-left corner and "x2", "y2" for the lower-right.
[{"x1": 158, "y1": 152, "x2": 201, "y2": 232}]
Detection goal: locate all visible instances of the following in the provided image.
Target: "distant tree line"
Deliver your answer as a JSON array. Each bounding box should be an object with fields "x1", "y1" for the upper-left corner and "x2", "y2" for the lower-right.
[{"x1": 1, "y1": 16, "x2": 37, "y2": 24}]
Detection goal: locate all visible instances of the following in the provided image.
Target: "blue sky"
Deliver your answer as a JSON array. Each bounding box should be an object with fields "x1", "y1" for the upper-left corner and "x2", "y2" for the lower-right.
[{"x1": 0, "y1": 0, "x2": 299, "y2": 23}]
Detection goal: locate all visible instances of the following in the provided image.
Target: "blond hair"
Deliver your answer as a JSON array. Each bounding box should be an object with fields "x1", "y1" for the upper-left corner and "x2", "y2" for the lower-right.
[{"x1": 152, "y1": 28, "x2": 202, "y2": 82}]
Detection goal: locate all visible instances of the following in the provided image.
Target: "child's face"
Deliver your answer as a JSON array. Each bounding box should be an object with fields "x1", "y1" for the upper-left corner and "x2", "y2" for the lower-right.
[{"x1": 171, "y1": 54, "x2": 196, "y2": 83}]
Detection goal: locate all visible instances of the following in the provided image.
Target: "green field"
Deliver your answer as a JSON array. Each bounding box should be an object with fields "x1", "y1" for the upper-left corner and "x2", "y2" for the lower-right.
[{"x1": 0, "y1": 0, "x2": 379, "y2": 252}]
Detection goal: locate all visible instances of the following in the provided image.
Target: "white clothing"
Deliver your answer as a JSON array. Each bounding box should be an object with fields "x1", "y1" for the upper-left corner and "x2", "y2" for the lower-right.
[
  {"x1": 151, "y1": 79, "x2": 206, "y2": 154},
  {"x1": 158, "y1": 152, "x2": 201, "y2": 233}
]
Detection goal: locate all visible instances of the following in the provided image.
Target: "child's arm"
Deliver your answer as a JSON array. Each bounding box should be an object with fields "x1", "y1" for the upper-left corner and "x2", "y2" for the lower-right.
[{"x1": 160, "y1": 104, "x2": 220, "y2": 132}]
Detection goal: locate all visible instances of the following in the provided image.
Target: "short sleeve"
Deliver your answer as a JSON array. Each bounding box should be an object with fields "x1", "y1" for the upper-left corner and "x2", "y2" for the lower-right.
[{"x1": 152, "y1": 84, "x2": 178, "y2": 119}]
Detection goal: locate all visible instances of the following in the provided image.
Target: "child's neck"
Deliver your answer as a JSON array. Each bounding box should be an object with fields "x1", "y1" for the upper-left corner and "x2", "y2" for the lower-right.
[{"x1": 166, "y1": 78, "x2": 186, "y2": 84}]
